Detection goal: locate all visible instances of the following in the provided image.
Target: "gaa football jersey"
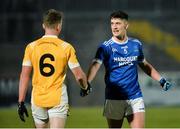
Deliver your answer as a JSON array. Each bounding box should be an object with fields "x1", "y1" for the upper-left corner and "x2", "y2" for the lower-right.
[
  {"x1": 94, "y1": 37, "x2": 144, "y2": 100},
  {"x1": 22, "y1": 35, "x2": 79, "y2": 107}
]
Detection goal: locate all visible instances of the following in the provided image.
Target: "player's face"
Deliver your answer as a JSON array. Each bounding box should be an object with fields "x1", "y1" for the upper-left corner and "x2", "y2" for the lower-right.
[{"x1": 111, "y1": 18, "x2": 128, "y2": 38}]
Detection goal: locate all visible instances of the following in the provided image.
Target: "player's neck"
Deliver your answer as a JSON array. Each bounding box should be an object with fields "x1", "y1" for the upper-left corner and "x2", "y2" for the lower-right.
[
  {"x1": 45, "y1": 29, "x2": 60, "y2": 36},
  {"x1": 113, "y1": 35, "x2": 127, "y2": 43}
]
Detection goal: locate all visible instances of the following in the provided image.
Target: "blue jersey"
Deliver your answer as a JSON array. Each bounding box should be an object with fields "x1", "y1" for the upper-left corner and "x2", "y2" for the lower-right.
[{"x1": 95, "y1": 37, "x2": 144, "y2": 100}]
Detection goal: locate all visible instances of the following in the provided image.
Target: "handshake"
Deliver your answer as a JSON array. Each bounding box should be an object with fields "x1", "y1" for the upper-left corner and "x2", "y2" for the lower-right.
[
  {"x1": 80, "y1": 82, "x2": 92, "y2": 97},
  {"x1": 159, "y1": 77, "x2": 173, "y2": 91}
]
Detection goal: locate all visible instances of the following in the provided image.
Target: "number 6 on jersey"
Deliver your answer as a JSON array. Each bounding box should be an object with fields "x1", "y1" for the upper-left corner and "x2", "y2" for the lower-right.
[{"x1": 39, "y1": 53, "x2": 55, "y2": 77}]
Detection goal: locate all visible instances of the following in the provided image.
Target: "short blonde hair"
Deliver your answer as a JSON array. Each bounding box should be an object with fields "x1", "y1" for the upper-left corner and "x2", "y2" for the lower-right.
[{"x1": 43, "y1": 9, "x2": 63, "y2": 28}]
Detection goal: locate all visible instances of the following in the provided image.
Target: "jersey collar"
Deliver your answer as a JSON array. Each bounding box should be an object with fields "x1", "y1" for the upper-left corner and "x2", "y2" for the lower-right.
[
  {"x1": 42, "y1": 35, "x2": 58, "y2": 38},
  {"x1": 112, "y1": 37, "x2": 128, "y2": 45}
]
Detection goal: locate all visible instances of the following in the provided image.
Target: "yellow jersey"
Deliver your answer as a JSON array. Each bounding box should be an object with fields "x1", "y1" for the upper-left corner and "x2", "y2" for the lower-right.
[{"x1": 22, "y1": 35, "x2": 80, "y2": 107}]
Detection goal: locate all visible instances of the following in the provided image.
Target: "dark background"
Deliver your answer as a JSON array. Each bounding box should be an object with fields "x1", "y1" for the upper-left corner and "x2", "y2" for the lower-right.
[{"x1": 0, "y1": 0, "x2": 180, "y2": 107}]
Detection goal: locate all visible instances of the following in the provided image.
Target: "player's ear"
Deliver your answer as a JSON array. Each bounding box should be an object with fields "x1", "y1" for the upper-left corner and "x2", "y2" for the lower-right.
[
  {"x1": 57, "y1": 23, "x2": 62, "y2": 32},
  {"x1": 125, "y1": 22, "x2": 129, "y2": 30},
  {"x1": 42, "y1": 24, "x2": 45, "y2": 29}
]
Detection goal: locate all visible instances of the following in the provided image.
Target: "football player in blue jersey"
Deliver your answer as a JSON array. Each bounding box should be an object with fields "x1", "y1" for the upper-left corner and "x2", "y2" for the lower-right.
[{"x1": 86, "y1": 10, "x2": 173, "y2": 128}]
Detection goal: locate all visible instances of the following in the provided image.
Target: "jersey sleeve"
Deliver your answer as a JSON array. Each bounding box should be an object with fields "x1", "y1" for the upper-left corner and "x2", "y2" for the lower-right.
[
  {"x1": 22, "y1": 44, "x2": 32, "y2": 66},
  {"x1": 67, "y1": 45, "x2": 80, "y2": 69},
  {"x1": 93, "y1": 44, "x2": 107, "y2": 64},
  {"x1": 138, "y1": 42, "x2": 145, "y2": 63}
]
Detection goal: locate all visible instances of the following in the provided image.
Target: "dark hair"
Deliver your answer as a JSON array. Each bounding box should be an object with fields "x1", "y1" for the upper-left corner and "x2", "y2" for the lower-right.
[
  {"x1": 43, "y1": 9, "x2": 63, "y2": 28},
  {"x1": 110, "y1": 10, "x2": 128, "y2": 20}
]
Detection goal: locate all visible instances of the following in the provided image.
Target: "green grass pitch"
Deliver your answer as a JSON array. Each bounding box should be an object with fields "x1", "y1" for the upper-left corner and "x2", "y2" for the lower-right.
[{"x1": 0, "y1": 106, "x2": 180, "y2": 128}]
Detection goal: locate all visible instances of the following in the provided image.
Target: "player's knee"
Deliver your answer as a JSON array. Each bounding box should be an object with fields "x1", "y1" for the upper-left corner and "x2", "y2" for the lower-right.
[{"x1": 34, "y1": 117, "x2": 49, "y2": 128}]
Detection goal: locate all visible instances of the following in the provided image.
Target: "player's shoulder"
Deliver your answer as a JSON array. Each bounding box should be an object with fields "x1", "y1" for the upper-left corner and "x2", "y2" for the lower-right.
[
  {"x1": 28, "y1": 36, "x2": 44, "y2": 46},
  {"x1": 59, "y1": 39, "x2": 73, "y2": 48},
  {"x1": 26, "y1": 40, "x2": 38, "y2": 50},
  {"x1": 101, "y1": 38, "x2": 113, "y2": 47},
  {"x1": 128, "y1": 37, "x2": 142, "y2": 45},
  {"x1": 58, "y1": 39, "x2": 74, "y2": 50}
]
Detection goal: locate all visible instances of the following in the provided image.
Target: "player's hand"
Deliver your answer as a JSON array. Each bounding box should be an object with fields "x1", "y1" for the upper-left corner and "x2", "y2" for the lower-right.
[
  {"x1": 159, "y1": 78, "x2": 173, "y2": 91},
  {"x1": 80, "y1": 82, "x2": 92, "y2": 97},
  {"x1": 18, "y1": 102, "x2": 29, "y2": 122}
]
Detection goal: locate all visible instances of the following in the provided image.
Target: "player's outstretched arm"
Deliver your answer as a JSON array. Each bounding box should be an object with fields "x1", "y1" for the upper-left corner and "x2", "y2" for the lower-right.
[
  {"x1": 18, "y1": 66, "x2": 32, "y2": 122},
  {"x1": 138, "y1": 59, "x2": 173, "y2": 91},
  {"x1": 78, "y1": 61, "x2": 101, "y2": 97},
  {"x1": 87, "y1": 61, "x2": 101, "y2": 83},
  {"x1": 139, "y1": 59, "x2": 161, "y2": 81},
  {"x1": 71, "y1": 66, "x2": 92, "y2": 97}
]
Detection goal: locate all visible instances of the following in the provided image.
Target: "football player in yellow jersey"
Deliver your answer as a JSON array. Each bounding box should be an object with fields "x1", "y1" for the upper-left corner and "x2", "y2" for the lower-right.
[{"x1": 18, "y1": 9, "x2": 91, "y2": 128}]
